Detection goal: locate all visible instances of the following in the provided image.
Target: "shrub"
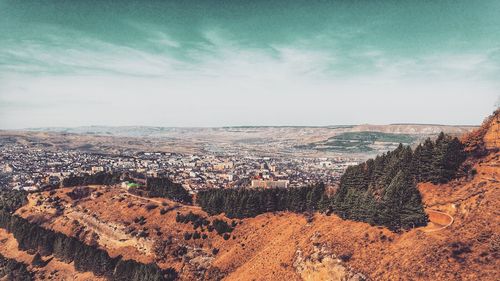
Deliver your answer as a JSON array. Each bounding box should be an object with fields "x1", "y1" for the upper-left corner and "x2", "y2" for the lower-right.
[
  {"x1": 31, "y1": 252, "x2": 46, "y2": 267},
  {"x1": 212, "y1": 219, "x2": 233, "y2": 235},
  {"x1": 339, "y1": 253, "x2": 352, "y2": 262},
  {"x1": 450, "y1": 242, "x2": 472, "y2": 263},
  {"x1": 172, "y1": 246, "x2": 187, "y2": 257},
  {"x1": 145, "y1": 203, "x2": 158, "y2": 211}
]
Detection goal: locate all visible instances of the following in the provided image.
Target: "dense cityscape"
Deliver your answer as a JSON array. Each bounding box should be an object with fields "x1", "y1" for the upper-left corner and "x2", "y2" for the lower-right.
[{"x1": 0, "y1": 142, "x2": 360, "y2": 193}]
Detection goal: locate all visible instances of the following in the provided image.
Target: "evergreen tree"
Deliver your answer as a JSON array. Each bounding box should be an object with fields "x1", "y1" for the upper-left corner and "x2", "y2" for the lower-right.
[
  {"x1": 419, "y1": 138, "x2": 435, "y2": 182},
  {"x1": 379, "y1": 170, "x2": 427, "y2": 230}
]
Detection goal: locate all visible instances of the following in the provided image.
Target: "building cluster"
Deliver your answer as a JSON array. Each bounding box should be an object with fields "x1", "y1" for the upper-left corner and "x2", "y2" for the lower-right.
[{"x1": 0, "y1": 143, "x2": 360, "y2": 192}]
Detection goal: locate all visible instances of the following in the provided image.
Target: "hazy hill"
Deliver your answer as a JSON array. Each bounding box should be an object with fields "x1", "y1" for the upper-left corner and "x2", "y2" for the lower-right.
[
  {"x1": 2, "y1": 123, "x2": 477, "y2": 158},
  {"x1": 24, "y1": 124, "x2": 475, "y2": 138}
]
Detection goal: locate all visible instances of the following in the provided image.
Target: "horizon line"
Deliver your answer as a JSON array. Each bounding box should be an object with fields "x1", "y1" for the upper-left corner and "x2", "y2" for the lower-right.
[{"x1": 0, "y1": 123, "x2": 481, "y2": 131}]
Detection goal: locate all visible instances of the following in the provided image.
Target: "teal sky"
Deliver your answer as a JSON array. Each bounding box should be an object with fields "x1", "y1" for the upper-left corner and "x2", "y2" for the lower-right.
[{"x1": 1, "y1": 0, "x2": 499, "y2": 128}]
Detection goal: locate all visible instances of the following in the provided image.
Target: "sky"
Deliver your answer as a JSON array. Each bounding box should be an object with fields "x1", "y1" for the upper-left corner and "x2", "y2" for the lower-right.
[{"x1": 1, "y1": 0, "x2": 499, "y2": 129}]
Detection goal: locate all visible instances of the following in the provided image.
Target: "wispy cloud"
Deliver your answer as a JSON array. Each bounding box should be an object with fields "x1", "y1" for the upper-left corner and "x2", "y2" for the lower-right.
[
  {"x1": 1, "y1": 25, "x2": 498, "y2": 81},
  {"x1": 0, "y1": 25, "x2": 499, "y2": 128}
]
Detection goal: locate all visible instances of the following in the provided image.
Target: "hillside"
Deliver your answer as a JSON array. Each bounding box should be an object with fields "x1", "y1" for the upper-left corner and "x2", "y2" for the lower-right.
[
  {"x1": 0, "y1": 111, "x2": 498, "y2": 280},
  {"x1": 1, "y1": 123, "x2": 476, "y2": 158}
]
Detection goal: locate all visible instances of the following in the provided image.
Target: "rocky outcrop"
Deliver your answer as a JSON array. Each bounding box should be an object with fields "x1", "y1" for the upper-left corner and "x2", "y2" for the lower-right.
[
  {"x1": 462, "y1": 109, "x2": 499, "y2": 155},
  {"x1": 293, "y1": 233, "x2": 367, "y2": 281}
]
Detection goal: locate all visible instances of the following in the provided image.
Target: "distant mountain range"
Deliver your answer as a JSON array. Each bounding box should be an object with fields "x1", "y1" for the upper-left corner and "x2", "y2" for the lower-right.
[
  {"x1": 0, "y1": 123, "x2": 478, "y2": 158},
  {"x1": 21, "y1": 124, "x2": 477, "y2": 138}
]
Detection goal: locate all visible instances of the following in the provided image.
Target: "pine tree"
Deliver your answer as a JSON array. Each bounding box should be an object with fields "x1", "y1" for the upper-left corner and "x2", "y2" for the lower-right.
[
  {"x1": 420, "y1": 138, "x2": 435, "y2": 182},
  {"x1": 31, "y1": 253, "x2": 45, "y2": 267},
  {"x1": 380, "y1": 169, "x2": 427, "y2": 230},
  {"x1": 317, "y1": 193, "x2": 330, "y2": 212}
]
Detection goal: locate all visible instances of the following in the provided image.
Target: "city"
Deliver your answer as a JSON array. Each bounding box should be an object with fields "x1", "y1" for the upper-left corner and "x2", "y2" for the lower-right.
[{"x1": 0, "y1": 140, "x2": 359, "y2": 193}]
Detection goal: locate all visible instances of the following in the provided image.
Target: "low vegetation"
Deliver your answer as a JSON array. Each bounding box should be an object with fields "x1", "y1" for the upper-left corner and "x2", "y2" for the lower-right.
[
  {"x1": 297, "y1": 131, "x2": 417, "y2": 153},
  {"x1": 176, "y1": 212, "x2": 235, "y2": 238},
  {"x1": 212, "y1": 219, "x2": 233, "y2": 235},
  {"x1": 175, "y1": 211, "x2": 207, "y2": 226},
  {"x1": 67, "y1": 186, "x2": 94, "y2": 200}
]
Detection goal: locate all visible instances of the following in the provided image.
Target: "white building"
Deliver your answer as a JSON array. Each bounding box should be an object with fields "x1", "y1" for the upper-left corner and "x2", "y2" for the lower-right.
[{"x1": 251, "y1": 179, "x2": 289, "y2": 189}]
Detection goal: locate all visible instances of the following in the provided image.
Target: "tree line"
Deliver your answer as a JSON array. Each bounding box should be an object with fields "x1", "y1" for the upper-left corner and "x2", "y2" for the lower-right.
[
  {"x1": 146, "y1": 177, "x2": 192, "y2": 204},
  {"x1": 53, "y1": 133, "x2": 465, "y2": 231},
  {"x1": 62, "y1": 173, "x2": 193, "y2": 205},
  {"x1": 412, "y1": 132, "x2": 466, "y2": 183},
  {"x1": 62, "y1": 172, "x2": 122, "y2": 187},
  {"x1": 0, "y1": 253, "x2": 32, "y2": 281},
  {"x1": 0, "y1": 189, "x2": 28, "y2": 213},
  {"x1": 197, "y1": 184, "x2": 326, "y2": 219}
]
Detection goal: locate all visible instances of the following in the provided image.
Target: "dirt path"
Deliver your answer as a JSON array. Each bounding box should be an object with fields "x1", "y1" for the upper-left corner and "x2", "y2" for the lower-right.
[
  {"x1": 423, "y1": 209, "x2": 454, "y2": 233},
  {"x1": 122, "y1": 190, "x2": 200, "y2": 213},
  {"x1": 125, "y1": 192, "x2": 164, "y2": 205}
]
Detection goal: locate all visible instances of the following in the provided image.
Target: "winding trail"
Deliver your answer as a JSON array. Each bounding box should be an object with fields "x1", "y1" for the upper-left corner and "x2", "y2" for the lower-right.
[
  {"x1": 125, "y1": 192, "x2": 164, "y2": 205},
  {"x1": 121, "y1": 188, "x2": 197, "y2": 212},
  {"x1": 423, "y1": 209, "x2": 454, "y2": 233}
]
